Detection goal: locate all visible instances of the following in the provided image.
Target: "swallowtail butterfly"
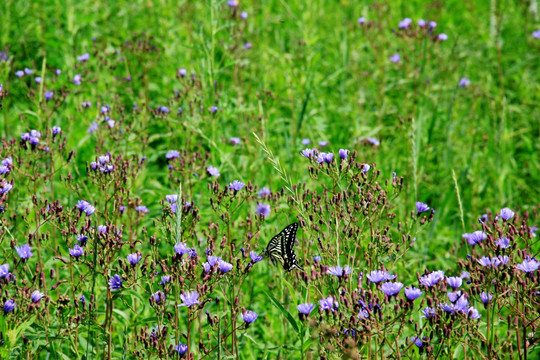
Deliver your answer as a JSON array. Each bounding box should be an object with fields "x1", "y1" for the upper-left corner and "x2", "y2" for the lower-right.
[{"x1": 262, "y1": 223, "x2": 303, "y2": 271}]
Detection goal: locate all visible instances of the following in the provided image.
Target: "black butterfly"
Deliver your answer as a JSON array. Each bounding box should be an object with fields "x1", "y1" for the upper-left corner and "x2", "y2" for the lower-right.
[{"x1": 262, "y1": 223, "x2": 303, "y2": 271}]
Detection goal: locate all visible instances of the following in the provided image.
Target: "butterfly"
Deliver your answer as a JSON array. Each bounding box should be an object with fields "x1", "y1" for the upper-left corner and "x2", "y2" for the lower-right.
[{"x1": 262, "y1": 223, "x2": 303, "y2": 272}]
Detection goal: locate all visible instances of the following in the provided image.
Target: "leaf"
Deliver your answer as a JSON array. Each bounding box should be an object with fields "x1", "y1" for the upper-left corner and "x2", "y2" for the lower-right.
[
  {"x1": 112, "y1": 308, "x2": 131, "y2": 323},
  {"x1": 279, "y1": 275, "x2": 299, "y2": 304},
  {"x1": 263, "y1": 291, "x2": 300, "y2": 334},
  {"x1": 302, "y1": 338, "x2": 313, "y2": 352}
]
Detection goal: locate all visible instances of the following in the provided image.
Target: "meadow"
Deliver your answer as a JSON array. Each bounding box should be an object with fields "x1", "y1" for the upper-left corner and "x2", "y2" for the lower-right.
[{"x1": 0, "y1": 0, "x2": 539, "y2": 358}]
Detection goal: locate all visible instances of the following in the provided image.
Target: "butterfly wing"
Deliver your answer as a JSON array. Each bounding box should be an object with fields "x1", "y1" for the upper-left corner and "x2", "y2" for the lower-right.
[{"x1": 264, "y1": 223, "x2": 303, "y2": 272}]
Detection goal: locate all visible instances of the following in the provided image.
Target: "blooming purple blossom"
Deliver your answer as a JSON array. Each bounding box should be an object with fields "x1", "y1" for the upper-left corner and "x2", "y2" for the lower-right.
[
  {"x1": 459, "y1": 78, "x2": 470, "y2": 88},
  {"x1": 422, "y1": 307, "x2": 436, "y2": 318},
  {"x1": 77, "y1": 53, "x2": 90, "y2": 62},
  {"x1": 240, "y1": 11, "x2": 248, "y2": 19},
  {"x1": 3, "y1": 299, "x2": 16, "y2": 313},
  {"x1": 31, "y1": 290, "x2": 45, "y2": 303},
  {"x1": 327, "y1": 265, "x2": 352, "y2": 277},
  {"x1": 468, "y1": 307, "x2": 481, "y2": 320},
  {"x1": 127, "y1": 253, "x2": 142, "y2": 265},
  {"x1": 319, "y1": 140, "x2": 328, "y2": 147},
  {"x1": 389, "y1": 53, "x2": 401, "y2": 63},
  {"x1": 69, "y1": 245, "x2": 84, "y2": 258},
  {"x1": 15, "y1": 244, "x2": 33, "y2": 260},
  {"x1": 160, "y1": 275, "x2": 171, "y2": 285},
  {"x1": 367, "y1": 270, "x2": 396, "y2": 284},
  {"x1": 380, "y1": 282, "x2": 403, "y2": 297},
  {"x1": 0, "y1": 264, "x2": 9, "y2": 279},
  {"x1": 258, "y1": 187, "x2": 271, "y2": 197},
  {"x1": 97, "y1": 225, "x2": 107, "y2": 234},
  {"x1": 151, "y1": 291, "x2": 165, "y2": 304},
  {"x1": 419, "y1": 270, "x2": 445, "y2": 287},
  {"x1": 135, "y1": 205, "x2": 149, "y2": 214},
  {"x1": 532, "y1": 30, "x2": 540, "y2": 39},
  {"x1": 88, "y1": 122, "x2": 98, "y2": 134},
  {"x1": 398, "y1": 18, "x2": 412, "y2": 29},
  {"x1": 429, "y1": 21, "x2": 437, "y2": 29},
  {"x1": 366, "y1": 137, "x2": 380, "y2": 146},
  {"x1": 166, "y1": 194, "x2": 178, "y2": 204},
  {"x1": 243, "y1": 42, "x2": 252, "y2": 50},
  {"x1": 229, "y1": 137, "x2": 240, "y2": 145},
  {"x1": 477, "y1": 256, "x2": 493, "y2": 267},
  {"x1": 438, "y1": 33, "x2": 448, "y2": 41},
  {"x1": 256, "y1": 203, "x2": 271, "y2": 217},
  {"x1": 319, "y1": 296, "x2": 338, "y2": 311},
  {"x1": 410, "y1": 337, "x2": 423, "y2": 348},
  {"x1": 404, "y1": 286, "x2": 422, "y2": 301},
  {"x1": 45, "y1": 91, "x2": 54, "y2": 101},
  {"x1": 418, "y1": 19, "x2": 426, "y2": 28},
  {"x1": 463, "y1": 231, "x2": 487, "y2": 246},
  {"x1": 339, "y1": 149, "x2": 349, "y2": 159},
  {"x1": 250, "y1": 251, "x2": 263, "y2": 263},
  {"x1": 297, "y1": 303, "x2": 315, "y2": 315},
  {"x1": 495, "y1": 237, "x2": 510, "y2": 249},
  {"x1": 34, "y1": 77, "x2": 42, "y2": 84},
  {"x1": 174, "y1": 343, "x2": 188, "y2": 355},
  {"x1": 0, "y1": 183, "x2": 13, "y2": 194},
  {"x1": 174, "y1": 242, "x2": 189, "y2": 256},
  {"x1": 447, "y1": 291, "x2": 463, "y2": 303},
  {"x1": 316, "y1": 152, "x2": 334, "y2": 164},
  {"x1": 206, "y1": 166, "x2": 220, "y2": 177},
  {"x1": 301, "y1": 138, "x2": 310, "y2": 145},
  {"x1": 416, "y1": 202, "x2": 430, "y2": 213},
  {"x1": 301, "y1": 148, "x2": 315, "y2": 158},
  {"x1": 211, "y1": 106, "x2": 218, "y2": 114},
  {"x1": 15, "y1": 70, "x2": 24, "y2": 77},
  {"x1": 358, "y1": 17, "x2": 366, "y2": 25},
  {"x1": 159, "y1": 106, "x2": 170, "y2": 113},
  {"x1": 166, "y1": 150, "x2": 180, "y2": 160},
  {"x1": 25, "y1": 68, "x2": 33, "y2": 75},
  {"x1": 480, "y1": 292, "x2": 493, "y2": 304},
  {"x1": 516, "y1": 258, "x2": 539, "y2": 273},
  {"x1": 499, "y1": 207, "x2": 514, "y2": 221},
  {"x1": 229, "y1": 180, "x2": 245, "y2": 191},
  {"x1": 178, "y1": 291, "x2": 200, "y2": 307},
  {"x1": 242, "y1": 310, "x2": 258, "y2": 324},
  {"x1": 218, "y1": 259, "x2": 233, "y2": 273},
  {"x1": 73, "y1": 74, "x2": 82, "y2": 85},
  {"x1": 109, "y1": 274, "x2": 123, "y2": 290},
  {"x1": 447, "y1": 276, "x2": 462, "y2": 290}
]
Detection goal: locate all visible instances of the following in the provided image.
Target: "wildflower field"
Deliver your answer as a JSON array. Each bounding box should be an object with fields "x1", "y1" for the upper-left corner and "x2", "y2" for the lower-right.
[{"x1": 1, "y1": 0, "x2": 539, "y2": 359}]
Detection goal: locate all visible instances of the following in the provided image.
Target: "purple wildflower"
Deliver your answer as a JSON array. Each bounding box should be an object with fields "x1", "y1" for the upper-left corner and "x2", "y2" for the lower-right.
[
  {"x1": 367, "y1": 137, "x2": 380, "y2": 146},
  {"x1": 301, "y1": 138, "x2": 311, "y2": 145},
  {"x1": 240, "y1": 11, "x2": 248, "y2": 19},
  {"x1": 135, "y1": 205, "x2": 149, "y2": 214},
  {"x1": 319, "y1": 140, "x2": 328, "y2": 147},
  {"x1": 468, "y1": 307, "x2": 481, "y2": 320},
  {"x1": 495, "y1": 237, "x2": 510, "y2": 249},
  {"x1": 0, "y1": 264, "x2": 9, "y2": 278},
  {"x1": 0, "y1": 183, "x2": 13, "y2": 194},
  {"x1": 477, "y1": 256, "x2": 492, "y2": 267},
  {"x1": 358, "y1": 17, "x2": 366, "y2": 25},
  {"x1": 419, "y1": 270, "x2": 445, "y2": 287},
  {"x1": 229, "y1": 137, "x2": 240, "y2": 145},
  {"x1": 88, "y1": 122, "x2": 98, "y2": 134},
  {"x1": 97, "y1": 225, "x2": 107, "y2": 234},
  {"x1": 151, "y1": 291, "x2": 165, "y2": 304},
  {"x1": 77, "y1": 53, "x2": 90, "y2": 62},
  {"x1": 15, "y1": 244, "x2": 33, "y2": 260},
  {"x1": 459, "y1": 78, "x2": 470, "y2": 88},
  {"x1": 516, "y1": 258, "x2": 539, "y2": 273},
  {"x1": 327, "y1": 265, "x2": 352, "y2": 277},
  {"x1": 211, "y1": 106, "x2": 218, "y2": 114},
  {"x1": 319, "y1": 296, "x2": 338, "y2": 311},
  {"x1": 480, "y1": 292, "x2": 493, "y2": 304},
  {"x1": 229, "y1": 180, "x2": 245, "y2": 191},
  {"x1": 256, "y1": 203, "x2": 271, "y2": 217},
  {"x1": 499, "y1": 207, "x2": 514, "y2": 221},
  {"x1": 206, "y1": 166, "x2": 220, "y2": 177},
  {"x1": 416, "y1": 202, "x2": 430, "y2": 213},
  {"x1": 73, "y1": 74, "x2": 82, "y2": 85},
  {"x1": 367, "y1": 270, "x2": 396, "y2": 284},
  {"x1": 31, "y1": 290, "x2": 45, "y2": 303},
  {"x1": 15, "y1": 70, "x2": 24, "y2": 77},
  {"x1": 404, "y1": 286, "x2": 422, "y2": 301},
  {"x1": 178, "y1": 291, "x2": 200, "y2": 307},
  {"x1": 418, "y1": 19, "x2": 426, "y2": 27},
  {"x1": 166, "y1": 150, "x2": 180, "y2": 160},
  {"x1": 160, "y1": 275, "x2": 171, "y2": 285},
  {"x1": 380, "y1": 282, "x2": 403, "y2": 297},
  {"x1": 258, "y1": 187, "x2": 271, "y2": 197},
  {"x1": 422, "y1": 307, "x2": 436, "y2": 318},
  {"x1": 174, "y1": 242, "x2": 189, "y2": 256},
  {"x1": 463, "y1": 231, "x2": 487, "y2": 246},
  {"x1": 159, "y1": 106, "x2": 170, "y2": 113},
  {"x1": 398, "y1": 18, "x2": 412, "y2": 29},
  {"x1": 339, "y1": 149, "x2": 350, "y2": 159},
  {"x1": 109, "y1": 275, "x2": 123, "y2": 290},
  {"x1": 410, "y1": 337, "x2": 423, "y2": 348},
  {"x1": 437, "y1": 33, "x2": 448, "y2": 41},
  {"x1": 429, "y1": 21, "x2": 437, "y2": 29},
  {"x1": 174, "y1": 343, "x2": 188, "y2": 355},
  {"x1": 218, "y1": 260, "x2": 233, "y2": 273},
  {"x1": 45, "y1": 91, "x2": 54, "y2": 101},
  {"x1": 166, "y1": 194, "x2": 178, "y2": 204},
  {"x1": 242, "y1": 310, "x2": 258, "y2": 324},
  {"x1": 447, "y1": 276, "x2": 462, "y2": 290},
  {"x1": 250, "y1": 251, "x2": 263, "y2": 263},
  {"x1": 69, "y1": 245, "x2": 84, "y2": 258},
  {"x1": 127, "y1": 253, "x2": 142, "y2": 265},
  {"x1": 3, "y1": 299, "x2": 16, "y2": 313},
  {"x1": 389, "y1": 54, "x2": 400, "y2": 63},
  {"x1": 297, "y1": 303, "x2": 315, "y2": 315},
  {"x1": 301, "y1": 148, "x2": 315, "y2": 158},
  {"x1": 532, "y1": 30, "x2": 540, "y2": 39}
]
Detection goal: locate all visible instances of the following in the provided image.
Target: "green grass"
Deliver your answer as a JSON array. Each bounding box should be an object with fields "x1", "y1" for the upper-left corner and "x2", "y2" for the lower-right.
[{"x1": 0, "y1": 0, "x2": 539, "y2": 358}]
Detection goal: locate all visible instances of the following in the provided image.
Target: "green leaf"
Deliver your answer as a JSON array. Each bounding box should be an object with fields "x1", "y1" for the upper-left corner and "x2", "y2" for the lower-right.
[{"x1": 263, "y1": 291, "x2": 300, "y2": 334}]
